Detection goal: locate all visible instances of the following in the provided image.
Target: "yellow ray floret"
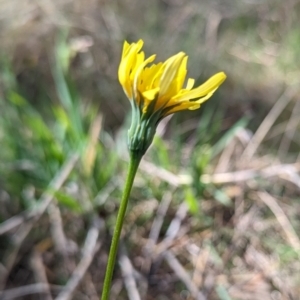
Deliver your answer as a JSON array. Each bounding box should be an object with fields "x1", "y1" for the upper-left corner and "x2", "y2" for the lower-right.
[{"x1": 118, "y1": 40, "x2": 226, "y2": 117}]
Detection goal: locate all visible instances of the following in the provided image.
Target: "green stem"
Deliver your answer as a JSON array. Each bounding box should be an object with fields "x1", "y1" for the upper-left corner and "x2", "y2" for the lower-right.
[{"x1": 101, "y1": 152, "x2": 142, "y2": 300}]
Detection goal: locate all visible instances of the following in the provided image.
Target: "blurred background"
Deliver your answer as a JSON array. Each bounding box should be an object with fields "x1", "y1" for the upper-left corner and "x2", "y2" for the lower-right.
[{"x1": 1, "y1": 0, "x2": 300, "y2": 299}]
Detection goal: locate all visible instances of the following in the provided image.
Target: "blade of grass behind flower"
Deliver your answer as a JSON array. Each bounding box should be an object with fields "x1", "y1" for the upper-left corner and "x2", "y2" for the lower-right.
[
  {"x1": 152, "y1": 136, "x2": 171, "y2": 169},
  {"x1": 195, "y1": 99, "x2": 223, "y2": 145},
  {"x1": 212, "y1": 116, "x2": 249, "y2": 158},
  {"x1": 52, "y1": 32, "x2": 84, "y2": 143}
]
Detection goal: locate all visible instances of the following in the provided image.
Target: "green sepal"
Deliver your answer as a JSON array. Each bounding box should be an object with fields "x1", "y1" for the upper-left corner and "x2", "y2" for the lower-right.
[{"x1": 127, "y1": 93, "x2": 163, "y2": 156}]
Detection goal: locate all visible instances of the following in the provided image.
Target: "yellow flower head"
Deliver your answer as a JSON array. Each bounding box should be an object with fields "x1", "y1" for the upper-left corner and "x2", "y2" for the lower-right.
[{"x1": 118, "y1": 39, "x2": 226, "y2": 155}]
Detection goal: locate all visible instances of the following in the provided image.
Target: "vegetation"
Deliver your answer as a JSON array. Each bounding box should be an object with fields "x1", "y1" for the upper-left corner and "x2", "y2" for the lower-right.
[{"x1": 0, "y1": 1, "x2": 300, "y2": 299}]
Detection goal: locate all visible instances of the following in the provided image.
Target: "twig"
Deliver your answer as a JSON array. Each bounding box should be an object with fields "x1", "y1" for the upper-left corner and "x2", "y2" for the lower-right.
[
  {"x1": 156, "y1": 202, "x2": 189, "y2": 254},
  {"x1": 140, "y1": 160, "x2": 300, "y2": 188},
  {"x1": 0, "y1": 284, "x2": 63, "y2": 300},
  {"x1": 191, "y1": 247, "x2": 210, "y2": 291},
  {"x1": 139, "y1": 160, "x2": 186, "y2": 187},
  {"x1": 55, "y1": 216, "x2": 104, "y2": 300},
  {"x1": 257, "y1": 191, "x2": 300, "y2": 252},
  {"x1": 47, "y1": 202, "x2": 76, "y2": 289},
  {"x1": 164, "y1": 251, "x2": 206, "y2": 300},
  {"x1": 82, "y1": 272, "x2": 98, "y2": 300},
  {"x1": 242, "y1": 86, "x2": 297, "y2": 159},
  {"x1": 0, "y1": 153, "x2": 79, "y2": 235},
  {"x1": 200, "y1": 163, "x2": 300, "y2": 184},
  {"x1": 31, "y1": 250, "x2": 53, "y2": 300},
  {"x1": 214, "y1": 137, "x2": 236, "y2": 173},
  {"x1": 143, "y1": 192, "x2": 172, "y2": 288},
  {"x1": 118, "y1": 244, "x2": 141, "y2": 300},
  {"x1": 109, "y1": 280, "x2": 123, "y2": 300},
  {"x1": 93, "y1": 180, "x2": 119, "y2": 206},
  {"x1": 140, "y1": 192, "x2": 174, "y2": 295},
  {"x1": 280, "y1": 169, "x2": 300, "y2": 190},
  {"x1": 48, "y1": 202, "x2": 68, "y2": 256},
  {"x1": 165, "y1": 202, "x2": 189, "y2": 241},
  {"x1": 144, "y1": 191, "x2": 174, "y2": 255},
  {"x1": 145, "y1": 200, "x2": 189, "y2": 293}
]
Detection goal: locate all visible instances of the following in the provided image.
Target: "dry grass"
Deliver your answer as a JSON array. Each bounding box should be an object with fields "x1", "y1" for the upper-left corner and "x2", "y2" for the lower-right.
[{"x1": 1, "y1": 122, "x2": 300, "y2": 299}]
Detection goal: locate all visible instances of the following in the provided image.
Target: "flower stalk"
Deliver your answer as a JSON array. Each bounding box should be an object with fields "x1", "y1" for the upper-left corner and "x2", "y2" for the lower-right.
[{"x1": 101, "y1": 151, "x2": 142, "y2": 300}]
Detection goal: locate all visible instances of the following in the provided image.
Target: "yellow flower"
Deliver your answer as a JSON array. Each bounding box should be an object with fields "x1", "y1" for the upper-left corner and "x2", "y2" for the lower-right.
[{"x1": 118, "y1": 39, "x2": 226, "y2": 155}]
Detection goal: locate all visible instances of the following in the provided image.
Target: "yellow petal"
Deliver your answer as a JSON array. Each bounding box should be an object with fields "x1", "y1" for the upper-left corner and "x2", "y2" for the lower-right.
[
  {"x1": 118, "y1": 40, "x2": 145, "y2": 99},
  {"x1": 192, "y1": 88, "x2": 218, "y2": 105},
  {"x1": 142, "y1": 87, "x2": 160, "y2": 100},
  {"x1": 121, "y1": 40, "x2": 130, "y2": 59},
  {"x1": 149, "y1": 63, "x2": 164, "y2": 89},
  {"x1": 186, "y1": 78, "x2": 195, "y2": 90},
  {"x1": 172, "y1": 72, "x2": 226, "y2": 102},
  {"x1": 165, "y1": 87, "x2": 218, "y2": 116},
  {"x1": 134, "y1": 54, "x2": 156, "y2": 95},
  {"x1": 159, "y1": 52, "x2": 186, "y2": 96}
]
